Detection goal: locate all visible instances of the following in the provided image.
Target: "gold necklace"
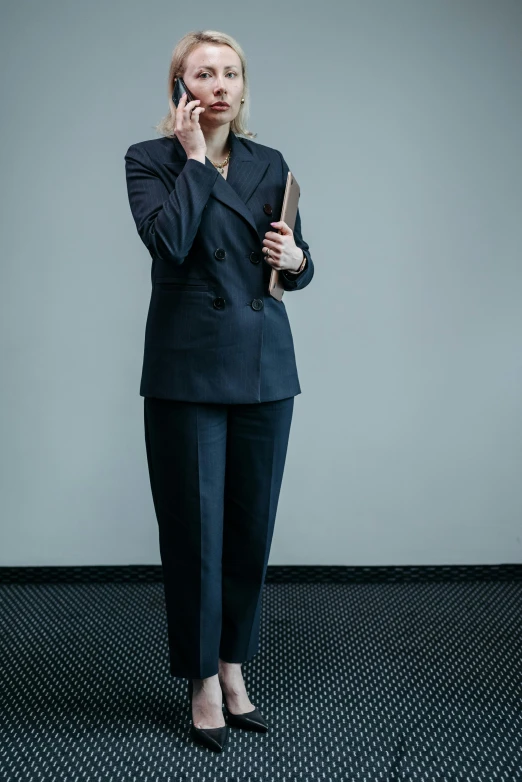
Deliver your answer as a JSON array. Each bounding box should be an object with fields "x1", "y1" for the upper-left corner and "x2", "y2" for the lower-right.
[{"x1": 209, "y1": 150, "x2": 231, "y2": 176}]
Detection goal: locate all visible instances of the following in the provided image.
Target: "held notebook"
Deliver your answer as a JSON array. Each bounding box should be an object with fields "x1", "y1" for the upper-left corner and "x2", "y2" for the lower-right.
[{"x1": 268, "y1": 171, "x2": 301, "y2": 301}]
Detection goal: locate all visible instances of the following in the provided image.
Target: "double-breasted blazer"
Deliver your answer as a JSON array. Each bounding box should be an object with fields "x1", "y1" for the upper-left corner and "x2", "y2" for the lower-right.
[{"x1": 124, "y1": 128, "x2": 315, "y2": 404}]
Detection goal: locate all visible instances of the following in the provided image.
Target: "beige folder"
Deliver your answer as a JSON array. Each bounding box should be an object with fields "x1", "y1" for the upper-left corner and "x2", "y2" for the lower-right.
[{"x1": 268, "y1": 170, "x2": 301, "y2": 301}]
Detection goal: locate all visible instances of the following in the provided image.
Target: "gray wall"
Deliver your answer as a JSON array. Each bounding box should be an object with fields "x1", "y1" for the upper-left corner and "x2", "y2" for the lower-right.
[{"x1": 1, "y1": 0, "x2": 521, "y2": 566}]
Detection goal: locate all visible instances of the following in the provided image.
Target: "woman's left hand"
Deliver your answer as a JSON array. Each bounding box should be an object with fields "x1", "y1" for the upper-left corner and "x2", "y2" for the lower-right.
[{"x1": 262, "y1": 221, "x2": 303, "y2": 272}]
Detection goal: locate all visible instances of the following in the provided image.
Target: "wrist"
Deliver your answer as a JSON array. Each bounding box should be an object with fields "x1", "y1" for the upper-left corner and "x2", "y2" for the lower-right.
[{"x1": 284, "y1": 250, "x2": 307, "y2": 276}]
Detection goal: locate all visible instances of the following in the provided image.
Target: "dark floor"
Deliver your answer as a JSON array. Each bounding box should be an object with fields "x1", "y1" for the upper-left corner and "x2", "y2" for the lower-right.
[{"x1": 0, "y1": 577, "x2": 521, "y2": 781}]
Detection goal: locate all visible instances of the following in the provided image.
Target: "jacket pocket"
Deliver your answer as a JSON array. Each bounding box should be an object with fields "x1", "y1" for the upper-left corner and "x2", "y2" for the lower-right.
[{"x1": 154, "y1": 277, "x2": 212, "y2": 291}]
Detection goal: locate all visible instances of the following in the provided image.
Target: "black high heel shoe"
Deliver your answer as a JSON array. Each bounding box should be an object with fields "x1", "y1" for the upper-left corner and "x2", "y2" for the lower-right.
[
  {"x1": 222, "y1": 692, "x2": 269, "y2": 733},
  {"x1": 187, "y1": 679, "x2": 229, "y2": 752}
]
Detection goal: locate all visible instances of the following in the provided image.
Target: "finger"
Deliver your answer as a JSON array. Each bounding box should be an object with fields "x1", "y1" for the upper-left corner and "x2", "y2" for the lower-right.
[
  {"x1": 262, "y1": 252, "x2": 277, "y2": 266},
  {"x1": 263, "y1": 243, "x2": 281, "y2": 255},
  {"x1": 173, "y1": 91, "x2": 187, "y2": 118},
  {"x1": 183, "y1": 100, "x2": 200, "y2": 123},
  {"x1": 180, "y1": 100, "x2": 200, "y2": 126},
  {"x1": 263, "y1": 240, "x2": 281, "y2": 254},
  {"x1": 270, "y1": 220, "x2": 291, "y2": 234},
  {"x1": 180, "y1": 91, "x2": 196, "y2": 106}
]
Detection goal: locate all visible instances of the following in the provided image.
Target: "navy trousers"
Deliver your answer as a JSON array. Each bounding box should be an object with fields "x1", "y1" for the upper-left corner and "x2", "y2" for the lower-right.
[{"x1": 143, "y1": 395, "x2": 295, "y2": 679}]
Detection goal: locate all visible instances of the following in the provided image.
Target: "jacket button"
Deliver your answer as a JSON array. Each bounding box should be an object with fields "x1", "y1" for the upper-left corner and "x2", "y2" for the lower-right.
[
  {"x1": 251, "y1": 298, "x2": 264, "y2": 311},
  {"x1": 213, "y1": 297, "x2": 226, "y2": 310},
  {"x1": 214, "y1": 248, "x2": 226, "y2": 260},
  {"x1": 249, "y1": 251, "x2": 261, "y2": 264},
  {"x1": 263, "y1": 203, "x2": 273, "y2": 215}
]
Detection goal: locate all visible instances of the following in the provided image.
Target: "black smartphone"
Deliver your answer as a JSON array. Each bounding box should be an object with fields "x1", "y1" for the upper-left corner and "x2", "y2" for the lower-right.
[{"x1": 172, "y1": 77, "x2": 197, "y2": 108}]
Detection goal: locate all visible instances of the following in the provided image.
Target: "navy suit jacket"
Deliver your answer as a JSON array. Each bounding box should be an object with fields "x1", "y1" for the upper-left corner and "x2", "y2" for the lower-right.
[{"x1": 124, "y1": 129, "x2": 315, "y2": 404}]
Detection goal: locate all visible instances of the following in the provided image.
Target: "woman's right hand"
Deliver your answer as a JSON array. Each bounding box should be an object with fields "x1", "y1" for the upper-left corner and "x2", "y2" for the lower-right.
[{"x1": 173, "y1": 91, "x2": 207, "y2": 160}]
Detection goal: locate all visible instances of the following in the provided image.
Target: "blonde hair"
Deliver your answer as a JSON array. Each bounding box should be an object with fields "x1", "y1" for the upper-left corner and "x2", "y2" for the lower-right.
[{"x1": 154, "y1": 30, "x2": 257, "y2": 140}]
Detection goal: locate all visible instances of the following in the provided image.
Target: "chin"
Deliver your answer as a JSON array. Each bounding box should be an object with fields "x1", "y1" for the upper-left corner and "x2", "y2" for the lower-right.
[{"x1": 206, "y1": 116, "x2": 234, "y2": 125}]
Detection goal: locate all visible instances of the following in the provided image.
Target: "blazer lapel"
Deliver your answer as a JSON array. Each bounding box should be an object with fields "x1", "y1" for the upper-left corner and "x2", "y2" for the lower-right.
[{"x1": 168, "y1": 131, "x2": 269, "y2": 237}]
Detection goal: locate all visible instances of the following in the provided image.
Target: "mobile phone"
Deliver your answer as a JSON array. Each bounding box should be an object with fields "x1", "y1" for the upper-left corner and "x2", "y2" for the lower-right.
[{"x1": 172, "y1": 77, "x2": 197, "y2": 108}]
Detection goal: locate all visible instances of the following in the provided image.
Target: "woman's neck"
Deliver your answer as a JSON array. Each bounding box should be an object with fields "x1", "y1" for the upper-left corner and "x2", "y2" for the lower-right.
[{"x1": 203, "y1": 124, "x2": 231, "y2": 163}]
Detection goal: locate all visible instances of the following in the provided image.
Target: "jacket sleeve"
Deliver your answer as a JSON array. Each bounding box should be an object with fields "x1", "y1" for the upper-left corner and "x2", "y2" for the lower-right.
[
  {"x1": 124, "y1": 143, "x2": 220, "y2": 265},
  {"x1": 277, "y1": 150, "x2": 315, "y2": 292}
]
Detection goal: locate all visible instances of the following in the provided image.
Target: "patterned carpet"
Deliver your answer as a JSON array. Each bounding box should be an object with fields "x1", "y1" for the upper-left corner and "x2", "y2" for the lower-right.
[{"x1": 1, "y1": 574, "x2": 521, "y2": 781}]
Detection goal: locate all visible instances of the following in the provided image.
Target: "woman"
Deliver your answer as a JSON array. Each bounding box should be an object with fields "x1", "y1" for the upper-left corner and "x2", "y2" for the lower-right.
[{"x1": 124, "y1": 30, "x2": 314, "y2": 752}]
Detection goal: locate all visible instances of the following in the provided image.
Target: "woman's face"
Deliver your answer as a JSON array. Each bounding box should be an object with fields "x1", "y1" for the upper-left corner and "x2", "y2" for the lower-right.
[{"x1": 182, "y1": 44, "x2": 244, "y2": 127}]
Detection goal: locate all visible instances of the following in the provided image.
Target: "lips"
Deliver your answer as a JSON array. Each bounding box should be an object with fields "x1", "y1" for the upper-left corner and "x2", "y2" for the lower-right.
[{"x1": 210, "y1": 102, "x2": 230, "y2": 107}]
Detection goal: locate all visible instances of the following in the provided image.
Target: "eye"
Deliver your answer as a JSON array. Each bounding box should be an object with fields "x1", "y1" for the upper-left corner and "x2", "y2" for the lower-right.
[{"x1": 198, "y1": 71, "x2": 238, "y2": 78}]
